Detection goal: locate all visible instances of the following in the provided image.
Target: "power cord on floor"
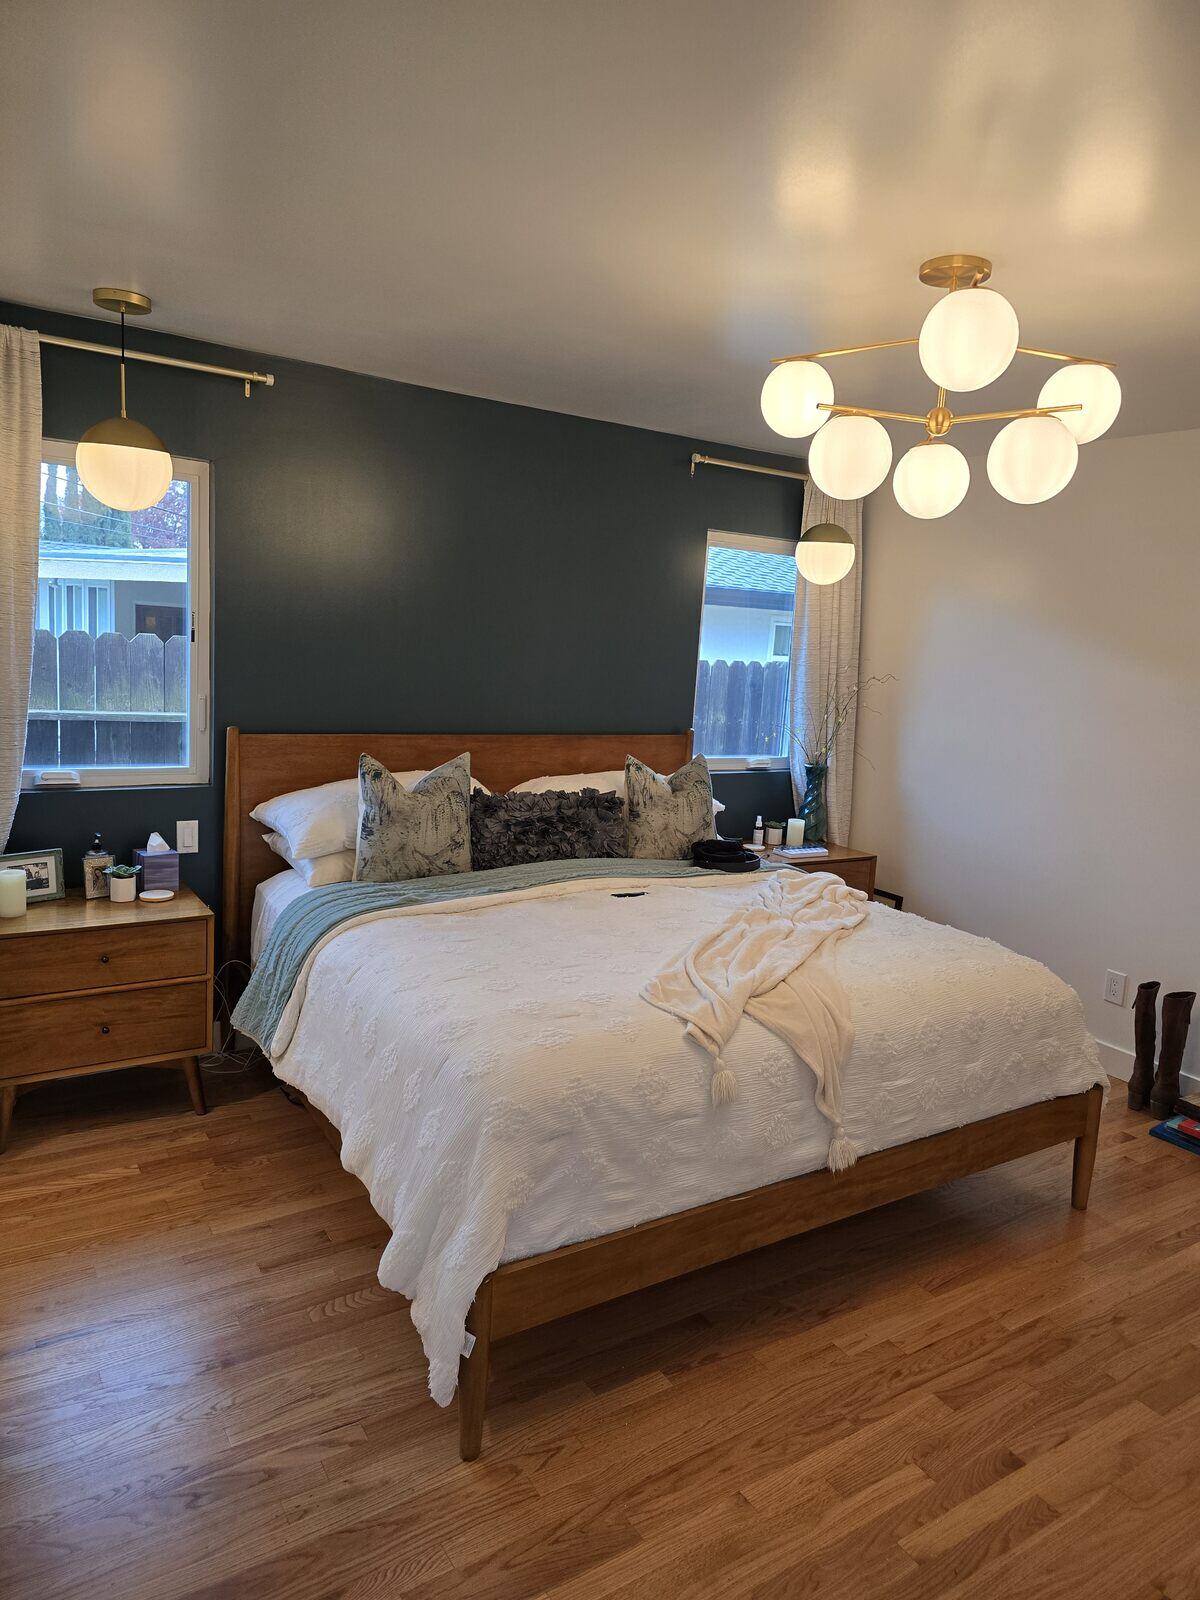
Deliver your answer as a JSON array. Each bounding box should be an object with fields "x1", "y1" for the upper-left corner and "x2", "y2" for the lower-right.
[{"x1": 199, "y1": 959, "x2": 264, "y2": 1074}]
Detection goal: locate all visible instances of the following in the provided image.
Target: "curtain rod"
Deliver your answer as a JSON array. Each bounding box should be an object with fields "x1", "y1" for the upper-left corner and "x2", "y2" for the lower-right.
[
  {"x1": 690, "y1": 452, "x2": 807, "y2": 483},
  {"x1": 37, "y1": 333, "x2": 275, "y2": 396}
]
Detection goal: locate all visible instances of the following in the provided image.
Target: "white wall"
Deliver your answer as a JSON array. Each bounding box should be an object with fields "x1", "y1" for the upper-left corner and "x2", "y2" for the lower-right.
[{"x1": 852, "y1": 427, "x2": 1200, "y2": 1080}]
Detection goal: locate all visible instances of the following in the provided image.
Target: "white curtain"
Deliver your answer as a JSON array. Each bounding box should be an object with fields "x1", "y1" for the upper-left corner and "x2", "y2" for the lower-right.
[
  {"x1": 787, "y1": 484, "x2": 863, "y2": 845},
  {"x1": 0, "y1": 328, "x2": 42, "y2": 848}
]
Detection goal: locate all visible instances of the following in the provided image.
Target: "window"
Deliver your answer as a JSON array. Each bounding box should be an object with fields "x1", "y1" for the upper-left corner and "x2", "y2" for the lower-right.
[
  {"x1": 692, "y1": 530, "x2": 798, "y2": 768},
  {"x1": 23, "y1": 442, "x2": 211, "y2": 788}
]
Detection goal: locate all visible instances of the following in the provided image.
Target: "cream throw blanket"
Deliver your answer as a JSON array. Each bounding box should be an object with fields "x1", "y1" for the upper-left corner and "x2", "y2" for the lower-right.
[{"x1": 642, "y1": 869, "x2": 868, "y2": 1171}]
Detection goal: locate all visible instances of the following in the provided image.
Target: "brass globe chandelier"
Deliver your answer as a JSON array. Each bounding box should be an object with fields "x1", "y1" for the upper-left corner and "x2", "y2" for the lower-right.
[{"x1": 761, "y1": 253, "x2": 1121, "y2": 518}]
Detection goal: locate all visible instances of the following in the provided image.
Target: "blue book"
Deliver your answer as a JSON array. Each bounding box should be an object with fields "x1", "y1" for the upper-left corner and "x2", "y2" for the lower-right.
[{"x1": 1149, "y1": 1116, "x2": 1200, "y2": 1156}]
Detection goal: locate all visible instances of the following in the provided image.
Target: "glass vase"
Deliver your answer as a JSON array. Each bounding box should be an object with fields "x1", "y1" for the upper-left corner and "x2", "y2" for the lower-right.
[{"x1": 800, "y1": 762, "x2": 829, "y2": 845}]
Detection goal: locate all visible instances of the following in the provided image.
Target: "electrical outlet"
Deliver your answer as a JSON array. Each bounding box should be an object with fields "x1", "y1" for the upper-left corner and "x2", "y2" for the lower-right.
[
  {"x1": 1104, "y1": 969, "x2": 1127, "y2": 1006},
  {"x1": 176, "y1": 820, "x2": 199, "y2": 854}
]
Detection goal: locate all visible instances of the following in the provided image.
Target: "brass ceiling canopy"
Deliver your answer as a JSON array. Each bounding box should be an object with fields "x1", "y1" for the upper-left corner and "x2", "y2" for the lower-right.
[
  {"x1": 917, "y1": 253, "x2": 992, "y2": 290},
  {"x1": 92, "y1": 287, "x2": 153, "y2": 316}
]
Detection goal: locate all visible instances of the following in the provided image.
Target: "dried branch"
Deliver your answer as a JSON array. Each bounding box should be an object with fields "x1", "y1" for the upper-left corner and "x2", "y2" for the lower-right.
[{"x1": 789, "y1": 672, "x2": 895, "y2": 768}]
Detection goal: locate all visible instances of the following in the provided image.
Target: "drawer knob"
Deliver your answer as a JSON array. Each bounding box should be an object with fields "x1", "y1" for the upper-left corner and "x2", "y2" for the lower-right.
[
  {"x1": 99, "y1": 954, "x2": 110, "y2": 964},
  {"x1": 100, "y1": 1025, "x2": 110, "y2": 1035}
]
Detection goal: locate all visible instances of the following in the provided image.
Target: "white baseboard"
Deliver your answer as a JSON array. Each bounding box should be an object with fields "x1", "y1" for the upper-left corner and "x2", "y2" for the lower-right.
[
  {"x1": 1095, "y1": 1039, "x2": 1133, "y2": 1081},
  {"x1": 1095, "y1": 1037, "x2": 1200, "y2": 1100}
]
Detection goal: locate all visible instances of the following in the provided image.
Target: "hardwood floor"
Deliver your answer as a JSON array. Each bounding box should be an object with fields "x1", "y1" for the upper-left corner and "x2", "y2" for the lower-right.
[{"x1": 2, "y1": 1064, "x2": 1197, "y2": 1600}]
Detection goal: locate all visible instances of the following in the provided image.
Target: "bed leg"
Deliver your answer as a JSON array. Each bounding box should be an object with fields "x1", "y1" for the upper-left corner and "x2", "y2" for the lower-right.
[
  {"x1": 458, "y1": 1276, "x2": 494, "y2": 1461},
  {"x1": 1071, "y1": 1085, "x2": 1104, "y2": 1211}
]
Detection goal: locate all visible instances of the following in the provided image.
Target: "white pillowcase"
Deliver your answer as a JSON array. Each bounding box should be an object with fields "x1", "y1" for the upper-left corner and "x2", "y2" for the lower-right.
[
  {"x1": 263, "y1": 832, "x2": 355, "y2": 887},
  {"x1": 252, "y1": 768, "x2": 488, "y2": 860},
  {"x1": 511, "y1": 769, "x2": 725, "y2": 814}
]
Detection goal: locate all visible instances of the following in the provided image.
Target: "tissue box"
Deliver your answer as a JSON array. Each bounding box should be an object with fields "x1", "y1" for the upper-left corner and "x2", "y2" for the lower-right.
[{"x1": 133, "y1": 848, "x2": 180, "y2": 891}]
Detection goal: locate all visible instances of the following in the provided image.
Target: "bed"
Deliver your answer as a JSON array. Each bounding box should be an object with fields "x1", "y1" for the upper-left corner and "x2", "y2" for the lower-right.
[{"x1": 223, "y1": 727, "x2": 1106, "y2": 1460}]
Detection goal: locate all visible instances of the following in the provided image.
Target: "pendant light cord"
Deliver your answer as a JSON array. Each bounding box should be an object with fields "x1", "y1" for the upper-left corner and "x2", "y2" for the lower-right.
[{"x1": 119, "y1": 310, "x2": 127, "y2": 417}]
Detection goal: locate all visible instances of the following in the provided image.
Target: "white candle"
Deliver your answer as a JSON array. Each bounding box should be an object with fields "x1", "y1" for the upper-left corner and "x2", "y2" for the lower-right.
[
  {"x1": 0, "y1": 868, "x2": 27, "y2": 918},
  {"x1": 786, "y1": 817, "x2": 806, "y2": 847}
]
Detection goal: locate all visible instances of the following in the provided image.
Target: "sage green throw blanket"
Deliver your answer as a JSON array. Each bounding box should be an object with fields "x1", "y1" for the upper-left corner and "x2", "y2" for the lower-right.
[{"x1": 232, "y1": 857, "x2": 723, "y2": 1055}]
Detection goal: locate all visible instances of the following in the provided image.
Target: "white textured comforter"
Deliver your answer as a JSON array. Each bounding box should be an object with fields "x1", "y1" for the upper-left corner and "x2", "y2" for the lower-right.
[{"x1": 268, "y1": 873, "x2": 1104, "y2": 1404}]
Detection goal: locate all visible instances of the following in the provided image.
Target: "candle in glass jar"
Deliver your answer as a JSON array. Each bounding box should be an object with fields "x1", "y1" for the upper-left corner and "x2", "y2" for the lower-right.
[
  {"x1": 786, "y1": 818, "x2": 806, "y2": 847},
  {"x1": 0, "y1": 868, "x2": 27, "y2": 918}
]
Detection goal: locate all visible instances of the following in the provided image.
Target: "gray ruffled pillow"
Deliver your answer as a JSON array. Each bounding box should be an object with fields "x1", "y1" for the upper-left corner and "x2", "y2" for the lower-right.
[
  {"x1": 471, "y1": 788, "x2": 626, "y2": 870},
  {"x1": 354, "y1": 752, "x2": 472, "y2": 882},
  {"x1": 625, "y1": 753, "x2": 717, "y2": 859}
]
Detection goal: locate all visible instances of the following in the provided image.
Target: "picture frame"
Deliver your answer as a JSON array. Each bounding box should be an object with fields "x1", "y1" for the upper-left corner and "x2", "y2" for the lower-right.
[
  {"x1": 0, "y1": 847, "x2": 66, "y2": 904},
  {"x1": 83, "y1": 850, "x2": 115, "y2": 900}
]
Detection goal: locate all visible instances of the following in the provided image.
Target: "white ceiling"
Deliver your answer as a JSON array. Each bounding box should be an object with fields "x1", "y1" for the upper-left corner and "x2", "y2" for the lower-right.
[{"x1": 3, "y1": 0, "x2": 1197, "y2": 450}]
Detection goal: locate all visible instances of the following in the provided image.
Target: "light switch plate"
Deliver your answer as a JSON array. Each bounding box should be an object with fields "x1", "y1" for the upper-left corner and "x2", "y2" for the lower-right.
[{"x1": 176, "y1": 820, "x2": 199, "y2": 854}]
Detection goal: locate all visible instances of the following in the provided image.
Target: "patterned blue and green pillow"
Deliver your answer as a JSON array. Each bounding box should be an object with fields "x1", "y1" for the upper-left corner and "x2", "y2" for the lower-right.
[
  {"x1": 625, "y1": 754, "x2": 717, "y2": 859},
  {"x1": 354, "y1": 752, "x2": 472, "y2": 882}
]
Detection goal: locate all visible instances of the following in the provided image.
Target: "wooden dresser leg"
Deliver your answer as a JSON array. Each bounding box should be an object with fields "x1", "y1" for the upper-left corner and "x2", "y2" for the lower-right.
[
  {"x1": 1072, "y1": 1084, "x2": 1104, "y2": 1211},
  {"x1": 0, "y1": 1086, "x2": 15, "y2": 1153},
  {"x1": 182, "y1": 1056, "x2": 207, "y2": 1116},
  {"x1": 458, "y1": 1276, "x2": 494, "y2": 1461}
]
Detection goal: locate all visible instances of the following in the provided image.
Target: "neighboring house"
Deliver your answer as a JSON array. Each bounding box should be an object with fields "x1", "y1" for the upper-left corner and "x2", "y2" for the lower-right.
[
  {"x1": 36, "y1": 542, "x2": 187, "y2": 642},
  {"x1": 697, "y1": 544, "x2": 795, "y2": 666}
]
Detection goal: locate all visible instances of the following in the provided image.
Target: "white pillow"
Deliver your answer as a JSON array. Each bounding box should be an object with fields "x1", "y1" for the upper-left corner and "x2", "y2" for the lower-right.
[
  {"x1": 263, "y1": 832, "x2": 354, "y2": 887},
  {"x1": 252, "y1": 768, "x2": 488, "y2": 859},
  {"x1": 511, "y1": 769, "x2": 724, "y2": 814}
]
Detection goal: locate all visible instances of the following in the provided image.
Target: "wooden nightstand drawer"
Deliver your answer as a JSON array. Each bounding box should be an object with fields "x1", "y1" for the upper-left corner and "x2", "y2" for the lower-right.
[
  {"x1": 828, "y1": 860, "x2": 875, "y2": 895},
  {"x1": 0, "y1": 981, "x2": 211, "y2": 1081},
  {"x1": 0, "y1": 919, "x2": 208, "y2": 1000}
]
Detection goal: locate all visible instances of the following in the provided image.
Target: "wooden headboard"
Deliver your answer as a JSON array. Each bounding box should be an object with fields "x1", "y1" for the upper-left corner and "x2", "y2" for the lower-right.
[{"x1": 221, "y1": 727, "x2": 694, "y2": 969}]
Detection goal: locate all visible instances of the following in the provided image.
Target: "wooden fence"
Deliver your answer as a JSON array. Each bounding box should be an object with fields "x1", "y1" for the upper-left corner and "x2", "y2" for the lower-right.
[
  {"x1": 693, "y1": 657, "x2": 789, "y2": 758},
  {"x1": 24, "y1": 628, "x2": 187, "y2": 769}
]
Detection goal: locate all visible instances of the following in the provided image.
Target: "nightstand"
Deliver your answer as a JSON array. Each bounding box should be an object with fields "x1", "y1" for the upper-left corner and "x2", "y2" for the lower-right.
[
  {"x1": 0, "y1": 886, "x2": 214, "y2": 1152},
  {"x1": 773, "y1": 843, "x2": 878, "y2": 897}
]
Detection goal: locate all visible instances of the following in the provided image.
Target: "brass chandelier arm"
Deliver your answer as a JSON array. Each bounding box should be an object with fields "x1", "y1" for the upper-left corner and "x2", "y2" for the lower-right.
[
  {"x1": 1015, "y1": 345, "x2": 1115, "y2": 368},
  {"x1": 818, "y1": 402, "x2": 931, "y2": 426},
  {"x1": 949, "y1": 402, "x2": 1083, "y2": 426},
  {"x1": 771, "y1": 340, "x2": 1114, "y2": 369},
  {"x1": 770, "y1": 336, "x2": 918, "y2": 365}
]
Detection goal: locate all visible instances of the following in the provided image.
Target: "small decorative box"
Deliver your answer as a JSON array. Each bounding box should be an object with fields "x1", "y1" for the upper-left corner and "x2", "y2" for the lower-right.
[{"x1": 133, "y1": 848, "x2": 180, "y2": 891}]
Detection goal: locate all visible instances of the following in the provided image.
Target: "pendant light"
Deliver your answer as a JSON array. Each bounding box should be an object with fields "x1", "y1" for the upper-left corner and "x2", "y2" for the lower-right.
[
  {"x1": 758, "y1": 255, "x2": 1118, "y2": 520},
  {"x1": 76, "y1": 289, "x2": 173, "y2": 512},
  {"x1": 760, "y1": 359, "x2": 834, "y2": 438},
  {"x1": 892, "y1": 440, "x2": 970, "y2": 519},
  {"x1": 1036, "y1": 361, "x2": 1122, "y2": 444},
  {"x1": 917, "y1": 286, "x2": 1019, "y2": 393},
  {"x1": 796, "y1": 523, "x2": 855, "y2": 586},
  {"x1": 808, "y1": 413, "x2": 893, "y2": 500},
  {"x1": 986, "y1": 414, "x2": 1079, "y2": 504}
]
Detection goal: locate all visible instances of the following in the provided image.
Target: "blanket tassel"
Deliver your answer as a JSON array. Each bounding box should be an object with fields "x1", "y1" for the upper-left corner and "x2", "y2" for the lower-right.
[
  {"x1": 711, "y1": 1065, "x2": 738, "y2": 1106},
  {"x1": 827, "y1": 1123, "x2": 858, "y2": 1172}
]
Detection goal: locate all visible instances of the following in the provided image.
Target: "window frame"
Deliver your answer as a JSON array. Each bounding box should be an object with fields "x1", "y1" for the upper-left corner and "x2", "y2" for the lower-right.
[
  {"x1": 22, "y1": 440, "x2": 212, "y2": 790},
  {"x1": 695, "y1": 528, "x2": 798, "y2": 773}
]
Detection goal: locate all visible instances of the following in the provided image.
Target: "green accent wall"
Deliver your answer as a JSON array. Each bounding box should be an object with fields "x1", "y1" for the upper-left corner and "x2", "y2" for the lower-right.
[{"x1": 4, "y1": 299, "x2": 801, "y2": 912}]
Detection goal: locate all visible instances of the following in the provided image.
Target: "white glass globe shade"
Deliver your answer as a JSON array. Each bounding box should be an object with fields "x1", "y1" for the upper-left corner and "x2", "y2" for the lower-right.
[
  {"x1": 918, "y1": 287, "x2": 1019, "y2": 392},
  {"x1": 892, "y1": 441, "x2": 970, "y2": 519},
  {"x1": 1037, "y1": 362, "x2": 1122, "y2": 444},
  {"x1": 986, "y1": 415, "x2": 1079, "y2": 504},
  {"x1": 807, "y1": 414, "x2": 893, "y2": 499},
  {"x1": 760, "y1": 360, "x2": 834, "y2": 438},
  {"x1": 76, "y1": 416, "x2": 172, "y2": 511},
  {"x1": 796, "y1": 523, "x2": 855, "y2": 585}
]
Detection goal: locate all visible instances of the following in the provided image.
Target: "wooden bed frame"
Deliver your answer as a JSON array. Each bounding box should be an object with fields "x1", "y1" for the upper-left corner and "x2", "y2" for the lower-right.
[{"x1": 222, "y1": 726, "x2": 1104, "y2": 1461}]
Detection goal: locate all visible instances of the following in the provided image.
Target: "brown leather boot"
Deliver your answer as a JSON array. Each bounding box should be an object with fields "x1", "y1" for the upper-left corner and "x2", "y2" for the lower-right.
[
  {"x1": 1127, "y1": 980, "x2": 1159, "y2": 1111},
  {"x1": 1151, "y1": 991, "x2": 1196, "y2": 1119}
]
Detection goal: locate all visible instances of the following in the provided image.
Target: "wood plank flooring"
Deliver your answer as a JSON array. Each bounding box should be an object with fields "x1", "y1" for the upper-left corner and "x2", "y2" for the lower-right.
[{"x1": 2, "y1": 1062, "x2": 1197, "y2": 1599}]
